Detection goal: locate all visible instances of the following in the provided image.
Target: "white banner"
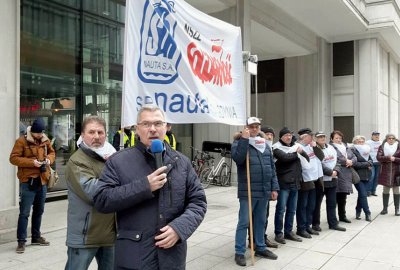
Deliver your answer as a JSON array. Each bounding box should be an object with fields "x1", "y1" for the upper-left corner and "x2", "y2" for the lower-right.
[{"x1": 121, "y1": 0, "x2": 245, "y2": 127}]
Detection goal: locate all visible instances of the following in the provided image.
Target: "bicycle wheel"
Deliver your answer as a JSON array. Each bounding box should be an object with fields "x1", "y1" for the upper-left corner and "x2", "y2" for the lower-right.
[
  {"x1": 219, "y1": 163, "x2": 231, "y2": 186},
  {"x1": 199, "y1": 167, "x2": 212, "y2": 189}
]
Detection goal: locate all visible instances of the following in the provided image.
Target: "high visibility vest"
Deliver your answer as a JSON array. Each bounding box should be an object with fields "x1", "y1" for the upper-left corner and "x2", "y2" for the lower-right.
[
  {"x1": 164, "y1": 133, "x2": 176, "y2": 150},
  {"x1": 118, "y1": 130, "x2": 135, "y2": 147}
]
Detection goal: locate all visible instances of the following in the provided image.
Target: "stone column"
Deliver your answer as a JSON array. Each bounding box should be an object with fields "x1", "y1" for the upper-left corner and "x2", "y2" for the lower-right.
[{"x1": 0, "y1": 0, "x2": 20, "y2": 243}]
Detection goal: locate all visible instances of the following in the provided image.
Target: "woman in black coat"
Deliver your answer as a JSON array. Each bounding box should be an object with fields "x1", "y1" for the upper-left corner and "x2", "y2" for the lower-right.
[{"x1": 350, "y1": 135, "x2": 372, "y2": 221}]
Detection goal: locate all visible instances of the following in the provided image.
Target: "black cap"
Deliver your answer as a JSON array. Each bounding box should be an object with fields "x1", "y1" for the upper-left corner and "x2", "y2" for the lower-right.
[
  {"x1": 315, "y1": 131, "x2": 326, "y2": 137},
  {"x1": 31, "y1": 118, "x2": 46, "y2": 133},
  {"x1": 279, "y1": 127, "x2": 292, "y2": 138},
  {"x1": 372, "y1": 131, "x2": 380, "y2": 135},
  {"x1": 298, "y1": 128, "x2": 313, "y2": 136},
  {"x1": 261, "y1": 126, "x2": 275, "y2": 136}
]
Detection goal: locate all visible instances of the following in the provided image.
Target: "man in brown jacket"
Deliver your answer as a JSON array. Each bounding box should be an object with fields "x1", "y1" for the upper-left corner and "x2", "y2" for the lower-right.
[{"x1": 9, "y1": 118, "x2": 55, "y2": 253}]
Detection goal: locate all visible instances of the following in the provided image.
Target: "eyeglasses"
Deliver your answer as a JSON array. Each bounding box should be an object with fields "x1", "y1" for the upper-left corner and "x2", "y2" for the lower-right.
[
  {"x1": 137, "y1": 121, "x2": 166, "y2": 128},
  {"x1": 388, "y1": 137, "x2": 396, "y2": 140}
]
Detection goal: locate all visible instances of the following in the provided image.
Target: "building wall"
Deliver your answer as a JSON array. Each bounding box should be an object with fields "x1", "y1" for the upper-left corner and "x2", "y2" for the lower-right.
[{"x1": 0, "y1": 0, "x2": 20, "y2": 243}]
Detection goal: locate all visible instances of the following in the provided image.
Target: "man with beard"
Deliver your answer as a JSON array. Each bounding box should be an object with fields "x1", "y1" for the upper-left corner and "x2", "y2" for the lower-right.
[{"x1": 65, "y1": 115, "x2": 116, "y2": 270}]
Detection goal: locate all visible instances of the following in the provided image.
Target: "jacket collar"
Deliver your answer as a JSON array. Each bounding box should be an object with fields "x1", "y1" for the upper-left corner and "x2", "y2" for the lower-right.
[
  {"x1": 79, "y1": 143, "x2": 105, "y2": 162},
  {"x1": 25, "y1": 126, "x2": 50, "y2": 144}
]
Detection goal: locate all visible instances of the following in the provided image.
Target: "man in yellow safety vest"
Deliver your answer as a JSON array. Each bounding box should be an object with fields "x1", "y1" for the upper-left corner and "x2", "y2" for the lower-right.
[{"x1": 112, "y1": 126, "x2": 135, "y2": 151}]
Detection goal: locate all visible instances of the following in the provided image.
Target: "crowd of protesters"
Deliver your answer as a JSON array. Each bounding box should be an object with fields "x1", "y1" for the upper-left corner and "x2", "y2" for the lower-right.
[
  {"x1": 9, "y1": 108, "x2": 400, "y2": 269},
  {"x1": 232, "y1": 116, "x2": 400, "y2": 267}
]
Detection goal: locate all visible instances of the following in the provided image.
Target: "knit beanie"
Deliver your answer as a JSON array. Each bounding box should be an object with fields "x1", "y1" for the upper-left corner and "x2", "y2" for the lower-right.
[
  {"x1": 31, "y1": 118, "x2": 46, "y2": 133},
  {"x1": 261, "y1": 126, "x2": 275, "y2": 136},
  {"x1": 279, "y1": 127, "x2": 291, "y2": 138}
]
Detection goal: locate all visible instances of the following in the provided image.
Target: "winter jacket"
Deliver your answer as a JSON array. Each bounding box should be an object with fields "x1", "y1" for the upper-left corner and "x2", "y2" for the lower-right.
[
  {"x1": 273, "y1": 139, "x2": 308, "y2": 190},
  {"x1": 9, "y1": 127, "x2": 55, "y2": 184},
  {"x1": 93, "y1": 142, "x2": 207, "y2": 270},
  {"x1": 65, "y1": 144, "x2": 116, "y2": 248},
  {"x1": 350, "y1": 146, "x2": 373, "y2": 181},
  {"x1": 330, "y1": 142, "x2": 356, "y2": 194},
  {"x1": 377, "y1": 142, "x2": 400, "y2": 187},
  {"x1": 231, "y1": 135, "x2": 279, "y2": 199}
]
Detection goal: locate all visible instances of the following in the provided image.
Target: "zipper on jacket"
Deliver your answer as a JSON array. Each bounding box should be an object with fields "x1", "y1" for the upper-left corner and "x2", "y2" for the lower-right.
[
  {"x1": 390, "y1": 162, "x2": 393, "y2": 187},
  {"x1": 82, "y1": 212, "x2": 90, "y2": 236}
]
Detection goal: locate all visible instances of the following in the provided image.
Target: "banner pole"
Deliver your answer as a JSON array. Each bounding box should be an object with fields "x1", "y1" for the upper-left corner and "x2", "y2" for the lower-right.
[{"x1": 246, "y1": 151, "x2": 255, "y2": 265}]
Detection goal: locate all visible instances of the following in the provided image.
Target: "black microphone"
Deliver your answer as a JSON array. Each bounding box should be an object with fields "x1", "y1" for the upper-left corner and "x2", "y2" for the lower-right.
[{"x1": 150, "y1": 139, "x2": 164, "y2": 169}]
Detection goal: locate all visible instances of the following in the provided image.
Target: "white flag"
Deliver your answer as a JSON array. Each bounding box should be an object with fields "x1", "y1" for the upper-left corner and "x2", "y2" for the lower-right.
[{"x1": 121, "y1": 0, "x2": 245, "y2": 127}]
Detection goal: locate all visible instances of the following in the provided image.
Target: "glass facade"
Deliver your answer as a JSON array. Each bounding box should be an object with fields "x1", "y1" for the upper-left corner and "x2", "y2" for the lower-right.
[
  {"x1": 20, "y1": 0, "x2": 192, "y2": 193},
  {"x1": 20, "y1": 0, "x2": 125, "y2": 192}
]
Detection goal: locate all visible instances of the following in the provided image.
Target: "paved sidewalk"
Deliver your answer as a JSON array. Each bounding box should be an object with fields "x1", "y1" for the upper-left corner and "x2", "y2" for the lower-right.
[{"x1": 1, "y1": 185, "x2": 400, "y2": 270}]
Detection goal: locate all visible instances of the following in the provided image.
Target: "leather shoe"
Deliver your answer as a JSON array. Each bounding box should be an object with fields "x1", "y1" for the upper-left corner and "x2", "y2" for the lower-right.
[
  {"x1": 255, "y1": 249, "x2": 278, "y2": 260},
  {"x1": 296, "y1": 230, "x2": 311, "y2": 238},
  {"x1": 275, "y1": 234, "x2": 286, "y2": 244},
  {"x1": 356, "y1": 212, "x2": 361, "y2": 220},
  {"x1": 284, "y1": 231, "x2": 302, "y2": 242},
  {"x1": 329, "y1": 225, "x2": 346, "y2": 231},
  {"x1": 371, "y1": 192, "x2": 378, "y2": 196},
  {"x1": 339, "y1": 217, "x2": 351, "y2": 223},
  {"x1": 312, "y1": 225, "x2": 321, "y2": 232},
  {"x1": 306, "y1": 227, "x2": 319, "y2": 235},
  {"x1": 235, "y1": 254, "x2": 246, "y2": 266},
  {"x1": 266, "y1": 237, "x2": 278, "y2": 248},
  {"x1": 365, "y1": 214, "x2": 372, "y2": 222}
]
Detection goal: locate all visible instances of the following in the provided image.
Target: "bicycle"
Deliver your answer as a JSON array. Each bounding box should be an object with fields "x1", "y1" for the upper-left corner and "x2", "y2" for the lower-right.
[
  {"x1": 190, "y1": 147, "x2": 211, "y2": 176},
  {"x1": 199, "y1": 148, "x2": 231, "y2": 189}
]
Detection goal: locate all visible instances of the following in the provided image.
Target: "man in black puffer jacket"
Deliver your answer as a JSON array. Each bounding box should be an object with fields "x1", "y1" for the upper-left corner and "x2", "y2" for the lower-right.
[
  {"x1": 232, "y1": 117, "x2": 279, "y2": 267},
  {"x1": 93, "y1": 105, "x2": 207, "y2": 270},
  {"x1": 272, "y1": 127, "x2": 308, "y2": 244}
]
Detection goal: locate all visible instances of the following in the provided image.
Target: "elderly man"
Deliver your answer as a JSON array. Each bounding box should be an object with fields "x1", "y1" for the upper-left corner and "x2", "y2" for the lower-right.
[
  {"x1": 10, "y1": 118, "x2": 55, "y2": 253},
  {"x1": 94, "y1": 105, "x2": 207, "y2": 270},
  {"x1": 232, "y1": 117, "x2": 279, "y2": 267},
  {"x1": 65, "y1": 115, "x2": 116, "y2": 270},
  {"x1": 273, "y1": 127, "x2": 307, "y2": 244},
  {"x1": 296, "y1": 128, "x2": 324, "y2": 239}
]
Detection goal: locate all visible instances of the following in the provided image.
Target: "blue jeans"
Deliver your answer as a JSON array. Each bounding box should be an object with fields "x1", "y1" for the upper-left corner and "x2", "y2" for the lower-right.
[
  {"x1": 296, "y1": 189, "x2": 316, "y2": 232},
  {"x1": 65, "y1": 246, "x2": 114, "y2": 270},
  {"x1": 17, "y1": 181, "x2": 47, "y2": 242},
  {"x1": 355, "y1": 181, "x2": 371, "y2": 215},
  {"x1": 235, "y1": 198, "x2": 268, "y2": 255},
  {"x1": 368, "y1": 164, "x2": 380, "y2": 193},
  {"x1": 313, "y1": 185, "x2": 338, "y2": 228},
  {"x1": 274, "y1": 189, "x2": 298, "y2": 236}
]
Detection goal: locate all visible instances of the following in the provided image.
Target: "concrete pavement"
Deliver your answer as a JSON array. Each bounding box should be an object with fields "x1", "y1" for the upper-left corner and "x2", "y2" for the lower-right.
[{"x1": 1, "y1": 185, "x2": 400, "y2": 270}]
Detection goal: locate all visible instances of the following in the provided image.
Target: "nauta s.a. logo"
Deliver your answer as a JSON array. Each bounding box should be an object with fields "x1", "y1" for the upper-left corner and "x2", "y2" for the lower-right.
[{"x1": 138, "y1": 0, "x2": 181, "y2": 84}]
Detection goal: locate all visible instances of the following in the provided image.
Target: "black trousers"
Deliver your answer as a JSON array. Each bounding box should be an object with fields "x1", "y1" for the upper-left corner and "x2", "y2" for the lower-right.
[{"x1": 336, "y1": 192, "x2": 348, "y2": 219}]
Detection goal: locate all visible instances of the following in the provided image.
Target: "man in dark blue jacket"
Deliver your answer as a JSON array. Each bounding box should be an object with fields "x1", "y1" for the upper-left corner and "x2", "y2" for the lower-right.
[
  {"x1": 93, "y1": 105, "x2": 207, "y2": 270},
  {"x1": 232, "y1": 117, "x2": 280, "y2": 267}
]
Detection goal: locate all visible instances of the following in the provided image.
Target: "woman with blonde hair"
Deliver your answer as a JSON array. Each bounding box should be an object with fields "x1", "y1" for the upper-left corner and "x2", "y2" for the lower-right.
[{"x1": 377, "y1": 133, "x2": 400, "y2": 215}]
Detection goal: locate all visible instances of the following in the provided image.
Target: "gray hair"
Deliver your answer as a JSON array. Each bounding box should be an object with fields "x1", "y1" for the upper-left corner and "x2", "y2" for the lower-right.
[
  {"x1": 352, "y1": 135, "x2": 366, "y2": 144},
  {"x1": 136, "y1": 104, "x2": 165, "y2": 123},
  {"x1": 82, "y1": 115, "x2": 107, "y2": 133},
  {"x1": 385, "y1": 133, "x2": 397, "y2": 140}
]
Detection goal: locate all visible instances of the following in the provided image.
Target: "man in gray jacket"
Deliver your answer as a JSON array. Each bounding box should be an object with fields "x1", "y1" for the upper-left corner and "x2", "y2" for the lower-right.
[
  {"x1": 65, "y1": 115, "x2": 116, "y2": 270},
  {"x1": 93, "y1": 105, "x2": 207, "y2": 270}
]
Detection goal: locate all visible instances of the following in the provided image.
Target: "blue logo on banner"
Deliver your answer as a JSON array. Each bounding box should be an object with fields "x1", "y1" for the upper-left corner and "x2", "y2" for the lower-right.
[{"x1": 138, "y1": 0, "x2": 181, "y2": 84}]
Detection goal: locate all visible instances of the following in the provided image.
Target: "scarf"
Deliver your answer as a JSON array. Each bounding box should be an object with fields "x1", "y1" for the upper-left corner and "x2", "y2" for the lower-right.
[
  {"x1": 77, "y1": 136, "x2": 116, "y2": 160},
  {"x1": 354, "y1": 144, "x2": 370, "y2": 161},
  {"x1": 272, "y1": 141, "x2": 311, "y2": 169},
  {"x1": 384, "y1": 141, "x2": 398, "y2": 156},
  {"x1": 249, "y1": 136, "x2": 266, "y2": 153},
  {"x1": 333, "y1": 143, "x2": 347, "y2": 157}
]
